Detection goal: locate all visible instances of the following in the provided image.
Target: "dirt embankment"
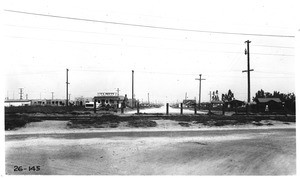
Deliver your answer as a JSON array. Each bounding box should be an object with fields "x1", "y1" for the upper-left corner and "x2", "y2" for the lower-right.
[{"x1": 5, "y1": 112, "x2": 296, "y2": 131}]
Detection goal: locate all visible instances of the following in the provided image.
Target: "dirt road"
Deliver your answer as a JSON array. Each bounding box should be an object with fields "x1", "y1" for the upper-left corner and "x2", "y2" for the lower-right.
[
  {"x1": 6, "y1": 128, "x2": 295, "y2": 175},
  {"x1": 126, "y1": 105, "x2": 206, "y2": 114}
]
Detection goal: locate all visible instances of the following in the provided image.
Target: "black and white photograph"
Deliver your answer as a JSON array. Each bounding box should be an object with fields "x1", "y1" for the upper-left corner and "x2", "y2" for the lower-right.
[{"x1": 2, "y1": 0, "x2": 298, "y2": 176}]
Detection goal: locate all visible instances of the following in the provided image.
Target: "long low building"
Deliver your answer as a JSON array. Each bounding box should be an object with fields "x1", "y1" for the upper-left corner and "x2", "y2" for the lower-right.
[
  {"x1": 4, "y1": 100, "x2": 31, "y2": 107},
  {"x1": 31, "y1": 99, "x2": 68, "y2": 106},
  {"x1": 5, "y1": 99, "x2": 71, "y2": 107}
]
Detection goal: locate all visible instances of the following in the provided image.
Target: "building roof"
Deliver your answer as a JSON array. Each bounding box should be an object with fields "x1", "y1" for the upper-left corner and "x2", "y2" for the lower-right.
[
  {"x1": 94, "y1": 96, "x2": 120, "y2": 99},
  {"x1": 5, "y1": 100, "x2": 31, "y2": 103},
  {"x1": 211, "y1": 100, "x2": 224, "y2": 104},
  {"x1": 257, "y1": 98, "x2": 281, "y2": 103},
  {"x1": 228, "y1": 99, "x2": 245, "y2": 105},
  {"x1": 183, "y1": 100, "x2": 196, "y2": 104}
]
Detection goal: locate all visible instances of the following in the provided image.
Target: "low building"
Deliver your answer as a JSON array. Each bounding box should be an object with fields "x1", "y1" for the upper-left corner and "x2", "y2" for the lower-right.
[
  {"x1": 211, "y1": 100, "x2": 224, "y2": 107},
  {"x1": 94, "y1": 92, "x2": 121, "y2": 109},
  {"x1": 31, "y1": 99, "x2": 66, "y2": 106},
  {"x1": 225, "y1": 99, "x2": 245, "y2": 108},
  {"x1": 74, "y1": 97, "x2": 93, "y2": 106},
  {"x1": 4, "y1": 100, "x2": 31, "y2": 107},
  {"x1": 256, "y1": 98, "x2": 283, "y2": 113}
]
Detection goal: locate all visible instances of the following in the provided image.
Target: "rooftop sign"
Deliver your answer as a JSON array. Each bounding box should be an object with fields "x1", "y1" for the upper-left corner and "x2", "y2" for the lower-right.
[{"x1": 97, "y1": 92, "x2": 118, "y2": 97}]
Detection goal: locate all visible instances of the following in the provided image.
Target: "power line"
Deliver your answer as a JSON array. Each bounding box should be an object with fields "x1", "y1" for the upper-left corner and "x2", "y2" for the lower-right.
[
  {"x1": 4, "y1": 68, "x2": 294, "y2": 77},
  {"x1": 5, "y1": 70, "x2": 62, "y2": 76},
  {"x1": 5, "y1": 9, "x2": 295, "y2": 38},
  {"x1": 7, "y1": 35, "x2": 295, "y2": 57},
  {"x1": 253, "y1": 44, "x2": 294, "y2": 49},
  {"x1": 255, "y1": 71, "x2": 294, "y2": 75},
  {"x1": 6, "y1": 24, "x2": 295, "y2": 49},
  {"x1": 251, "y1": 52, "x2": 294, "y2": 57}
]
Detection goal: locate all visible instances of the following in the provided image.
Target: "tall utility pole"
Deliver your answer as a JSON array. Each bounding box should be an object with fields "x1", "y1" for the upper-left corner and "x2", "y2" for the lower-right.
[
  {"x1": 243, "y1": 40, "x2": 254, "y2": 115},
  {"x1": 195, "y1": 74, "x2": 206, "y2": 108},
  {"x1": 66, "y1": 69, "x2": 69, "y2": 106},
  {"x1": 132, "y1": 70, "x2": 134, "y2": 108},
  {"x1": 19, "y1": 88, "x2": 23, "y2": 100},
  {"x1": 243, "y1": 40, "x2": 254, "y2": 104},
  {"x1": 51, "y1": 92, "x2": 54, "y2": 100}
]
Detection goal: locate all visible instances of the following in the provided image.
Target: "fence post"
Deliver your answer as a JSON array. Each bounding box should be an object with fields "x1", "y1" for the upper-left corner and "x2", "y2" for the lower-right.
[
  {"x1": 209, "y1": 103, "x2": 211, "y2": 116},
  {"x1": 246, "y1": 103, "x2": 249, "y2": 116},
  {"x1": 166, "y1": 103, "x2": 169, "y2": 115},
  {"x1": 180, "y1": 103, "x2": 183, "y2": 115},
  {"x1": 93, "y1": 100, "x2": 96, "y2": 114},
  {"x1": 194, "y1": 104, "x2": 197, "y2": 115},
  {"x1": 137, "y1": 102, "x2": 140, "y2": 114}
]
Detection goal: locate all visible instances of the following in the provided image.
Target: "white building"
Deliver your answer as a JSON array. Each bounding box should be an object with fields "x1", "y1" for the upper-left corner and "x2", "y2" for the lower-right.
[{"x1": 4, "y1": 100, "x2": 31, "y2": 107}]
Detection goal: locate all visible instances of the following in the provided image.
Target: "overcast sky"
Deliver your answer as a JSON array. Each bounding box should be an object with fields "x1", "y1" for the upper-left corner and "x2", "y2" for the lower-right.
[{"x1": 2, "y1": 0, "x2": 297, "y2": 103}]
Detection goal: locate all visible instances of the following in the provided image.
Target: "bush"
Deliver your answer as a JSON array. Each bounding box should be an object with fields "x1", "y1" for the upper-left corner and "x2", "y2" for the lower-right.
[
  {"x1": 178, "y1": 122, "x2": 191, "y2": 127},
  {"x1": 5, "y1": 114, "x2": 42, "y2": 130},
  {"x1": 127, "y1": 120, "x2": 157, "y2": 127},
  {"x1": 5, "y1": 106, "x2": 87, "y2": 114}
]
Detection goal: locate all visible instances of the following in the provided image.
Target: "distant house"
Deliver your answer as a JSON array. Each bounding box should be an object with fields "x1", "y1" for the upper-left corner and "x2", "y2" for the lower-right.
[
  {"x1": 255, "y1": 98, "x2": 283, "y2": 113},
  {"x1": 211, "y1": 100, "x2": 224, "y2": 107},
  {"x1": 226, "y1": 99, "x2": 245, "y2": 108}
]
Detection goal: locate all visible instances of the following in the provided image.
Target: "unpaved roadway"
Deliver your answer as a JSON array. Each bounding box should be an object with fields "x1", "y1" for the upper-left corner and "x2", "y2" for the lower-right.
[
  {"x1": 6, "y1": 127, "x2": 295, "y2": 175},
  {"x1": 126, "y1": 105, "x2": 206, "y2": 114}
]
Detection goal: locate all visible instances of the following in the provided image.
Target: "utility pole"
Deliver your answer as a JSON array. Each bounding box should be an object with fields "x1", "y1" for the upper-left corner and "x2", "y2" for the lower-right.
[
  {"x1": 66, "y1": 68, "x2": 69, "y2": 106},
  {"x1": 19, "y1": 88, "x2": 23, "y2": 100},
  {"x1": 51, "y1": 92, "x2": 54, "y2": 100},
  {"x1": 243, "y1": 40, "x2": 254, "y2": 114},
  {"x1": 148, "y1": 93, "x2": 150, "y2": 104},
  {"x1": 195, "y1": 74, "x2": 206, "y2": 109},
  {"x1": 209, "y1": 91, "x2": 212, "y2": 102},
  {"x1": 132, "y1": 70, "x2": 134, "y2": 108},
  {"x1": 116, "y1": 88, "x2": 120, "y2": 96},
  {"x1": 185, "y1": 92, "x2": 187, "y2": 100}
]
